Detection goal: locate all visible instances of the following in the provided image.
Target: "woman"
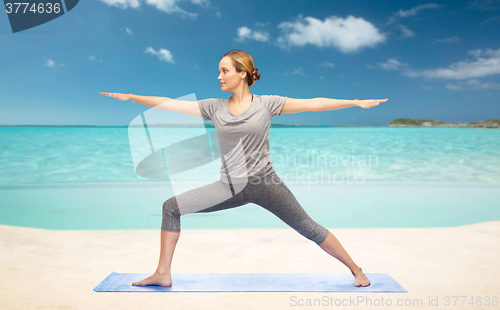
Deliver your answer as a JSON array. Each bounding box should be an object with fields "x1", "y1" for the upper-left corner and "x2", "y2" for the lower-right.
[{"x1": 100, "y1": 49, "x2": 387, "y2": 288}]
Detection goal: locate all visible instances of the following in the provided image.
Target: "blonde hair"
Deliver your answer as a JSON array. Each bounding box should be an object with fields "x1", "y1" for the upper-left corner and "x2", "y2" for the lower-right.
[{"x1": 222, "y1": 49, "x2": 261, "y2": 87}]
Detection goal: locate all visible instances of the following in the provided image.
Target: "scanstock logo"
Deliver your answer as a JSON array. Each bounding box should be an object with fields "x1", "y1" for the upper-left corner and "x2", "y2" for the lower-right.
[{"x1": 4, "y1": 0, "x2": 79, "y2": 33}]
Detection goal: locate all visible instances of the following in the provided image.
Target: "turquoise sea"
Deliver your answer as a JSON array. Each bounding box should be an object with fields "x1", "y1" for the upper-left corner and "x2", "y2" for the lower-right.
[{"x1": 1, "y1": 126, "x2": 499, "y2": 230}]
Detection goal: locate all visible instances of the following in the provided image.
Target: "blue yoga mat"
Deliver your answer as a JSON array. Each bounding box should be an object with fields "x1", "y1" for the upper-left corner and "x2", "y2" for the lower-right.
[{"x1": 94, "y1": 272, "x2": 407, "y2": 292}]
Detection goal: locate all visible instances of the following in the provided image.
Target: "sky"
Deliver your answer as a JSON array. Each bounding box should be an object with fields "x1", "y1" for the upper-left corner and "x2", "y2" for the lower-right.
[{"x1": 0, "y1": 0, "x2": 499, "y2": 126}]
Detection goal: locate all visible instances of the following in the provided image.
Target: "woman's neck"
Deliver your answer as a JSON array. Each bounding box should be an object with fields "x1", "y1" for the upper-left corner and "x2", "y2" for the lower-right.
[{"x1": 230, "y1": 90, "x2": 253, "y2": 105}]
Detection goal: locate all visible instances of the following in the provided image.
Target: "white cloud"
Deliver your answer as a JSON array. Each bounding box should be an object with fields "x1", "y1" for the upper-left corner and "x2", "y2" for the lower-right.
[
  {"x1": 276, "y1": 15, "x2": 386, "y2": 53},
  {"x1": 237, "y1": 26, "x2": 251, "y2": 38},
  {"x1": 468, "y1": 49, "x2": 484, "y2": 57},
  {"x1": 445, "y1": 84, "x2": 463, "y2": 90},
  {"x1": 42, "y1": 56, "x2": 64, "y2": 67},
  {"x1": 189, "y1": 0, "x2": 208, "y2": 5},
  {"x1": 89, "y1": 55, "x2": 104, "y2": 63},
  {"x1": 378, "y1": 48, "x2": 500, "y2": 91},
  {"x1": 446, "y1": 79, "x2": 500, "y2": 91},
  {"x1": 433, "y1": 36, "x2": 460, "y2": 44},
  {"x1": 120, "y1": 26, "x2": 133, "y2": 35},
  {"x1": 466, "y1": 78, "x2": 500, "y2": 90},
  {"x1": 388, "y1": 3, "x2": 443, "y2": 24},
  {"x1": 320, "y1": 61, "x2": 335, "y2": 68},
  {"x1": 100, "y1": 0, "x2": 140, "y2": 9},
  {"x1": 396, "y1": 3, "x2": 443, "y2": 17},
  {"x1": 144, "y1": 47, "x2": 175, "y2": 64},
  {"x1": 254, "y1": 21, "x2": 271, "y2": 27},
  {"x1": 406, "y1": 47, "x2": 500, "y2": 80},
  {"x1": 468, "y1": 0, "x2": 500, "y2": 11},
  {"x1": 99, "y1": 0, "x2": 208, "y2": 19},
  {"x1": 378, "y1": 58, "x2": 410, "y2": 71},
  {"x1": 399, "y1": 25, "x2": 414, "y2": 37},
  {"x1": 378, "y1": 48, "x2": 500, "y2": 81},
  {"x1": 483, "y1": 15, "x2": 500, "y2": 24},
  {"x1": 236, "y1": 26, "x2": 270, "y2": 42},
  {"x1": 283, "y1": 67, "x2": 307, "y2": 76}
]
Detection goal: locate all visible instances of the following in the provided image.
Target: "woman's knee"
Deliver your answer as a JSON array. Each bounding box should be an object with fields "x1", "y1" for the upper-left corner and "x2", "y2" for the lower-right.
[
  {"x1": 161, "y1": 197, "x2": 181, "y2": 231},
  {"x1": 315, "y1": 228, "x2": 330, "y2": 245},
  {"x1": 163, "y1": 197, "x2": 180, "y2": 218},
  {"x1": 294, "y1": 219, "x2": 329, "y2": 245}
]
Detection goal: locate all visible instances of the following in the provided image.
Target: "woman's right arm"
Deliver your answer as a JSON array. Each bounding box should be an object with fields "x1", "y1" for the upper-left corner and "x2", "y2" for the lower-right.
[{"x1": 99, "y1": 92, "x2": 203, "y2": 118}]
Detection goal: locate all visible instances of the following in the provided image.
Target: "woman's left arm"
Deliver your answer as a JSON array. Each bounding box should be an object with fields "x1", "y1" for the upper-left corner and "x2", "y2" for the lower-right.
[{"x1": 280, "y1": 97, "x2": 388, "y2": 114}]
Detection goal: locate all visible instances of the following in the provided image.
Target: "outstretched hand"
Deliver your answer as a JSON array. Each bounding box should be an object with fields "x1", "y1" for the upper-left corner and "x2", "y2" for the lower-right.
[
  {"x1": 99, "y1": 92, "x2": 132, "y2": 101},
  {"x1": 357, "y1": 98, "x2": 388, "y2": 109}
]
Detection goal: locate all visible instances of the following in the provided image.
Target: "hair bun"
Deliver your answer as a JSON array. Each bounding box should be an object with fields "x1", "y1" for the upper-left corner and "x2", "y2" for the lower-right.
[{"x1": 251, "y1": 67, "x2": 261, "y2": 81}]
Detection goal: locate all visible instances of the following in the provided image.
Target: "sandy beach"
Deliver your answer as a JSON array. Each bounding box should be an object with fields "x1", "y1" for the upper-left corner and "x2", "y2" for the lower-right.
[{"x1": 1, "y1": 221, "x2": 499, "y2": 310}]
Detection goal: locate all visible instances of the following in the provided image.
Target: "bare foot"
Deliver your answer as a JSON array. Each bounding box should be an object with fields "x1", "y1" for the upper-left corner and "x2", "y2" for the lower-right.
[
  {"x1": 132, "y1": 272, "x2": 172, "y2": 287},
  {"x1": 351, "y1": 267, "x2": 370, "y2": 287}
]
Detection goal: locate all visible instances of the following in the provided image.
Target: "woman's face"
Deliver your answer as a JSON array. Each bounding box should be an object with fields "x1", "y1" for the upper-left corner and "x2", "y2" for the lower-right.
[{"x1": 218, "y1": 56, "x2": 246, "y2": 91}]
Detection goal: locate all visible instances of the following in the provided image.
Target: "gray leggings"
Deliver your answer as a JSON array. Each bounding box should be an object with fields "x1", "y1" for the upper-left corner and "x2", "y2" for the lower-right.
[{"x1": 161, "y1": 171, "x2": 329, "y2": 245}]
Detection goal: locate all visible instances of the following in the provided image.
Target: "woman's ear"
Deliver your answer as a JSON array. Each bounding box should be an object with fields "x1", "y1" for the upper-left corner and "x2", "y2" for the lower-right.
[{"x1": 240, "y1": 71, "x2": 247, "y2": 80}]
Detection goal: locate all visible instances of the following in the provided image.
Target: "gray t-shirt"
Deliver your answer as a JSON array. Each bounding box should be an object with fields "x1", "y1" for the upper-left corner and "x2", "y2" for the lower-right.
[{"x1": 198, "y1": 94, "x2": 288, "y2": 184}]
